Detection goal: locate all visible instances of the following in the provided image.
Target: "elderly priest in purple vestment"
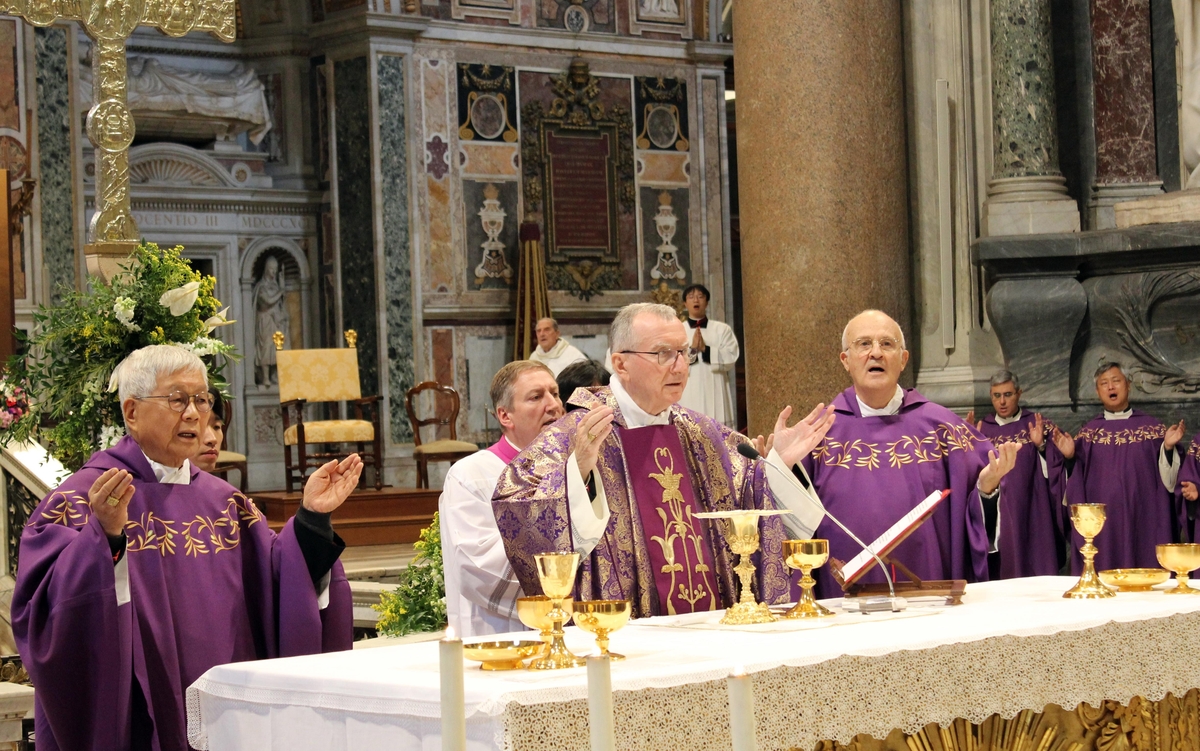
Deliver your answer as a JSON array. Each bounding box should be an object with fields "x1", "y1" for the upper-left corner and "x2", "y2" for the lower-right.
[
  {"x1": 800, "y1": 310, "x2": 1019, "y2": 597},
  {"x1": 492, "y1": 302, "x2": 837, "y2": 619},
  {"x1": 967, "y1": 370, "x2": 1069, "y2": 579},
  {"x1": 13, "y1": 345, "x2": 360, "y2": 751},
  {"x1": 1060, "y1": 362, "x2": 1186, "y2": 571}
]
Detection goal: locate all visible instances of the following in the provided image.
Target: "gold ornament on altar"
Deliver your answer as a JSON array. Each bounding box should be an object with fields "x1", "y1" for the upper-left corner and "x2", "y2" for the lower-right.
[
  {"x1": 1097, "y1": 568, "x2": 1170, "y2": 592},
  {"x1": 462, "y1": 640, "x2": 544, "y2": 671},
  {"x1": 781, "y1": 539, "x2": 834, "y2": 619},
  {"x1": 517, "y1": 594, "x2": 574, "y2": 654},
  {"x1": 695, "y1": 509, "x2": 793, "y2": 624},
  {"x1": 530, "y1": 552, "x2": 586, "y2": 670},
  {"x1": 572, "y1": 599, "x2": 631, "y2": 660},
  {"x1": 1156, "y1": 543, "x2": 1200, "y2": 594},
  {"x1": 1063, "y1": 504, "x2": 1115, "y2": 599},
  {"x1": 0, "y1": 0, "x2": 236, "y2": 278}
]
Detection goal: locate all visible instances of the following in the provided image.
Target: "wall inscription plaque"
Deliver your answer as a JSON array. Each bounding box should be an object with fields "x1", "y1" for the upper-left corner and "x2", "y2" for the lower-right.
[{"x1": 545, "y1": 130, "x2": 616, "y2": 257}]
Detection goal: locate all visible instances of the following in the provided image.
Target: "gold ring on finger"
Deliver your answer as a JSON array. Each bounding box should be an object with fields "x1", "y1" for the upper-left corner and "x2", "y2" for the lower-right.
[
  {"x1": 587, "y1": 432, "x2": 597, "y2": 442},
  {"x1": 106, "y1": 495, "x2": 122, "y2": 507}
]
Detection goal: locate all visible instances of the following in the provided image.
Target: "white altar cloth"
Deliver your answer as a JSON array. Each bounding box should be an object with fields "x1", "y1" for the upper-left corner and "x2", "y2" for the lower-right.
[{"x1": 187, "y1": 576, "x2": 1200, "y2": 751}]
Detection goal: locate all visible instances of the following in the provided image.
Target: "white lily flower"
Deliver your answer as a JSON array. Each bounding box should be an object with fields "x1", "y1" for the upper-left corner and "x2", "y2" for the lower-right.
[
  {"x1": 159, "y1": 281, "x2": 201, "y2": 316},
  {"x1": 204, "y1": 307, "x2": 236, "y2": 334}
]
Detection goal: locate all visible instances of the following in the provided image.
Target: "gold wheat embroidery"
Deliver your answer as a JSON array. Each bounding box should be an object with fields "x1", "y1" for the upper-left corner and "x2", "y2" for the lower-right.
[{"x1": 647, "y1": 447, "x2": 713, "y2": 615}]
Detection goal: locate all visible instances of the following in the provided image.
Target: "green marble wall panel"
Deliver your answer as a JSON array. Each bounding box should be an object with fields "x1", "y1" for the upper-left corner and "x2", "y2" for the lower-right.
[
  {"x1": 34, "y1": 26, "x2": 74, "y2": 298},
  {"x1": 990, "y1": 0, "x2": 1064, "y2": 178}
]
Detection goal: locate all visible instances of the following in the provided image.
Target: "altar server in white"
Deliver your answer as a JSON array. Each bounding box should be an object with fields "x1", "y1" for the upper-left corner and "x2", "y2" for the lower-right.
[
  {"x1": 439, "y1": 360, "x2": 564, "y2": 636},
  {"x1": 678, "y1": 284, "x2": 739, "y2": 428},
  {"x1": 529, "y1": 317, "x2": 588, "y2": 376}
]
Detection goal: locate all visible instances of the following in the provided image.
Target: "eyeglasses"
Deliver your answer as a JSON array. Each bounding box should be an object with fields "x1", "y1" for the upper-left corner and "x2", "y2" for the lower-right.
[
  {"x1": 135, "y1": 391, "x2": 215, "y2": 414},
  {"x1": 845, "y1": 337, "x2": 902, "y2": 355},
  {"x1": 619, "y1": 348, "x2": 699, "y2": 367}
]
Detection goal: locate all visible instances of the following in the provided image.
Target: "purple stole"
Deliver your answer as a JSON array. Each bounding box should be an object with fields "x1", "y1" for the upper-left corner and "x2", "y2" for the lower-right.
[{"x1": 619, "y1": 424, "x2": 720, "y2": 615}]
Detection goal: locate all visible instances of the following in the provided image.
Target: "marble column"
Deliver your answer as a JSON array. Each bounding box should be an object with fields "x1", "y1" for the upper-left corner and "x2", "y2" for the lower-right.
[
  {"x1": 1087, "y1": 0, "x2": 1162, "y2": 229},
  {"x1": 982, "y1": 0, "x2": 1081, "y2": 236},
  {"x1": 732, "y1": 0, "x2": 910, "y2": 433},
  {"x1": 34, "y1": 26, "x2": 76, "y2": 298}
]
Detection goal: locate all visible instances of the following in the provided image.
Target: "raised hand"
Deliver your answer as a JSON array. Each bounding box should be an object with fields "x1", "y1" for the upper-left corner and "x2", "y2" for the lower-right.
[
  {"x1": 1165, "y1": 420, "x2": 1186, "y2": 451},
  {"x1": 978, "y1": 442, "x2": 1021, "y2": 495},
  {"x1": 574, "y1": 406, "x2": 615, "y2": 479},
  {"x1": 966, "y1": 410, "x2": 976, "y2": 428},
  {"x1": 1183, "y1": 481, "x2": 1198, "y2": 503},
  {"x1": 1030, "y1": 413, "x2": 1045, "y2": 449},
  {"x1": 773, "y1": 403, "x2": 836, "y2": 468},
  {"x1": 88, "y1": 467, "x2": 135, "y2": 538},
  {"x1": 302, "y1": 454, "x2": 364, "y2": 513},
  {"x1": 750, "y1": 433, "x2": 774, "y2": 458},
  {"x1": 1051, "y1": 427, "x2": 1076, "y2": 459},
  {"x1": 691, "y1": 326, "x2": 704, "y2": 353}
]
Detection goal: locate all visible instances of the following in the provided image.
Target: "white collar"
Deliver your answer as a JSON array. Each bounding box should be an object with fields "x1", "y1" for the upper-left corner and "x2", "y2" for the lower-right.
[
  {"x1": 995, "y1": 409, "x2": 1024, "y2": 426},
  {"x1": 537, "y1": 338, "x2": 570, "y2": 359},
  {"x1": 502, "y1": 435, "x2": 522, "y2": 452},
  {"x1": 142, "y1": 451, "x2": 191, "y2": 485},
  {"x1": 857, "y1": 385, "x2": 905, "y2": 417},
  {"x1": 1103, "y1": 407, "x2": 1133, "y2": 420},
  {"x1": 610, "y1": 375, "x2": 669, "y2": 428}
]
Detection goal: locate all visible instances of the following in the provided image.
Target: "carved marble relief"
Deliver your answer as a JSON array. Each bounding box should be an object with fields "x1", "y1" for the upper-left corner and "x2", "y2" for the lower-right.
[
  {"x1": 641, "y1": 186, "x2": 688, "y2": 287},
  {"x1": 635, "y1": 76, "x2": 688, "y2": 152},
  {"x1": 535, "y1": 0, "x2": 615, "y2": 34},
  {"x1": 252, "y1": 73, "x2": 285, "y2": 163},
  {"x1": 629, "y1": 0, "x2": 690, "y2": 37},
  {"x1": 464, "y1": 180, "x2": 517, "y2": 289},
  {"x1": 457, "y1": 63, "x2": 517, "y2": 144}
]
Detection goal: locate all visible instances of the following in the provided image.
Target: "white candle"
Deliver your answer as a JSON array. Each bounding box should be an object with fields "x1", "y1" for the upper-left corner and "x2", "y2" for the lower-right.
[
  {"x1": 587, "y1": 655, "x2": 616, "y2": 751},
  {"x1": 727, "y1": 666, "x2": 757, "y2": 751},
  {"x1": 440, "y1": 627, "x2": 467, "y2": 751}
]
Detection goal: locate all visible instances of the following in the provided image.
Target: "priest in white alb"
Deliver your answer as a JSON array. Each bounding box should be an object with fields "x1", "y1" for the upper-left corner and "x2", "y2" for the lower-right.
[
  {"x1": 528, "y1": 317, "x2": 588, "y2": 376},
  {"x1": 678, "y1": 283, "x2": 740, "y2": 428},
  {"x1": 439, "y1": 361, "x2": 564, "y2": 636}
]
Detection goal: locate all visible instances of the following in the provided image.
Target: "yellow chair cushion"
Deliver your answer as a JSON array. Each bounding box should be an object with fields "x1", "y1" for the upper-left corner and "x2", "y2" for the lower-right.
[
  {"x1": 277, "y1": 349, "x2": 362, "y2": 403},
  {"x1": 413, "y1": 439, "x2": 479, "y2": 455},
  {"x1": 284, "y1": 419, "x2": 375, "y2": 446},
  {"x1": 216, "y1": 450, "x2": 246, "y2": 463}
]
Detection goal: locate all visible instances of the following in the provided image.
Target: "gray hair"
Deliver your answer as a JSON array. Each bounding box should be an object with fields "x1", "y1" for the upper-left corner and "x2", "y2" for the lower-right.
[
  {"x1": 840, "y1": 309, "x2": 907, "y2": 351},
  {"x1": 989, "y1": 370, "x2": 1020, "y2": 390},
  {"x1": 536, "y1": 317, "x2": 559, "y2": 332},
  {"x1": 610, "y1": 303, "x2": 682, "y2": 353},
  {"x1": 110, "y1": 345, "x2": 208, "y2": 407},
  {"x1": 1094, "y1": 361, "x2": 1132, "y2": 383}
]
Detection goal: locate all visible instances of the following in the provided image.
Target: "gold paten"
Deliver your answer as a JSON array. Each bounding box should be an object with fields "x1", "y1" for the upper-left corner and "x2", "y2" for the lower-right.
[
  {"x1": 1097, "y1": 568, "x2": 1170, "y2": 592},
  {"x1": 572, "y1": 599, "x2": 631, "y2": 660},
  {"x1": 1156, "y1": 543, "x2": 1200, "y2": 595},
  {"x1": 529, "y1": 552, "x2": 585, "y2": 669},
  {"x1": 696, "y1": 509, "x2": 792, "y2": 624},
  {"x1": 462, "y1": 640, "x2": 543, "y2": 671},
  {"x1": 1064, "y1": 504, "x2": 1115, "y2": 599},
  {"x1": 782, "y1": 539, "x2": 834, "y2": 619}
]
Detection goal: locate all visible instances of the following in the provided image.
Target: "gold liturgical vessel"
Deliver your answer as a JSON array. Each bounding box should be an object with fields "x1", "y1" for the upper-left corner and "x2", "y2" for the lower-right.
[
  {"x1": 1064, "y1": 504, "x2": 1115, "y2": 599},
  {"x1": 530, "y1": 552, "x2": 586, "y2": 669},
  {"x1": 517, "y1": 595, "x2": 574, "y2": 654},
  {"x1": 782, "y1": 539, "x2": 834, "y2": 618},
  {"x1": 1156, "y1": 544, "x2": 1200, "y2": 594},
  {"x1": 462, "y1": 640, "x2": 544, "y2": 671},
  {"x1": 573, "y1": 600, "x2": 631, "y2": 660},
  {"x1": 696, "y1": 509, "x2": 792, "y2": 624}
]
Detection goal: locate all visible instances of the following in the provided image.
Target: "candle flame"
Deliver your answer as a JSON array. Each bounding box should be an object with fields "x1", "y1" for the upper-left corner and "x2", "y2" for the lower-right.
[
  {"x1": 731, "y1": 665, "x2": 746, "y2": 678},
  {"x1": 445, "y1": 626, "x2": 457, "y2": 640}
]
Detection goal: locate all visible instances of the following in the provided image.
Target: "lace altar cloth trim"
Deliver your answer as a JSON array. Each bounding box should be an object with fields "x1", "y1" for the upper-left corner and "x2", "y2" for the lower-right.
[{"x1": 186, "y1": 577, "x2": 1200, "y2": 750}]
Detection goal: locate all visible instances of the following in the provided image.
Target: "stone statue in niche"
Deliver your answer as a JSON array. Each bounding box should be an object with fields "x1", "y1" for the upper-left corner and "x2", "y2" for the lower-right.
[
  {"x1": 253, "y1": 255, "x2": 289, "y2": 388},
  {"x1": 640, "y1": 0, "x2": 679, "y2": 19}
]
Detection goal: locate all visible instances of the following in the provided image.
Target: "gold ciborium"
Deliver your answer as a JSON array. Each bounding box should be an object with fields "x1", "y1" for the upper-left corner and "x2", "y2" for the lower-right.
[
  {"x1": 517, "y1": 595, "x2": 574, "y2": 654},
  {"x1": 781, "y1": 539, "x2": 834, "y2": 618},
  {"x1": 695, "y1": 509, "x2": 792, "y2": 625},
  {"x1": 529, "y1": 552, "x2": 586, "y2": 669},
  {"x1": 1156, "y1": 544, "x2": 1200, "y2": 595},
  {"x1": 1064, "y1": 504, "x2": 1115, "y2": 599},
  {"x1": 572, "y1": 600, "x2": 631, "y2": 660}
]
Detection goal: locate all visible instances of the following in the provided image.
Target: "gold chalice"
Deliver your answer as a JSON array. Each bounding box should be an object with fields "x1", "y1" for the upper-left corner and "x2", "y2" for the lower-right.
[
  {"x1": 572, "y1": 600, "x2": 631, "y2": 660},
  {"x1": 695, "y1": 509, "x2": 792, "y2": 625},
  {"x1": 516, "y1": 595, "x2": 574, "y2": 655},
  {"x1": 1156, "y1": 544, "x2": 1200, "y2": 595},
  {"x1": 781, "y1": 539, "x2": 834, "y2": 618},
  {"x1": 529, "y1": 552, "x2": 586, "y2": 669},
  {"x1": 1063, "y1": 504, "x2": 1115, "y2": 599},
  {"x1": 462, "y1": 640, "x2": 544, "y2": 671}
]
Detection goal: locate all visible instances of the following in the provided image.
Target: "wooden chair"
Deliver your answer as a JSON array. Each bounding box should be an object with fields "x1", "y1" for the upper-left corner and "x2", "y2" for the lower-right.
[
  {"x1": 211, "y1": 400, "x2": 248, "y2": 493},
  {"x1": 277, "y1": 330, "x2": 383, "y2": 493},
  {"x1": 404, "y1": 381, "x2": 478, "y2": 489}
]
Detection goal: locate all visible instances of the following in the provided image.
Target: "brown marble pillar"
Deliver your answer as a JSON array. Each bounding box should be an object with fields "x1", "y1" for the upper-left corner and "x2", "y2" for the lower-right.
[
  {"x1": 1088, "y1": 0, "x2": 1162, "y2": 228},
  {"x1": 732, "y1": 0, "x2": 910, "y2": 434}
]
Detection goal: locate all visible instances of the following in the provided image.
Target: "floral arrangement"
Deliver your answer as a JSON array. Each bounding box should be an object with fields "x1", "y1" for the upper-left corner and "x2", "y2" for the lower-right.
[
  {"x1": 0, "y1": 379, "x2": 27, "y2": 429},
  {"x1": 373, "y1": 515, "x2": 447, "y2": 637},
  {"x1": 0, "y1": 242, "x2": 237, "y2": 471}
]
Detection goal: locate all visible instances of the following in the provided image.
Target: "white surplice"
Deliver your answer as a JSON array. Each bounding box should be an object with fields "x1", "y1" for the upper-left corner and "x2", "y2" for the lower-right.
[
  {"x1": 529, "y1": 338, "x2": 588, "y2": 376},
  {"x1": 438, "y1": 444, "x2": 525, "y2": 637},
  {"x1": 679, "y1": 318, "x2": 739, "y2": 428}
]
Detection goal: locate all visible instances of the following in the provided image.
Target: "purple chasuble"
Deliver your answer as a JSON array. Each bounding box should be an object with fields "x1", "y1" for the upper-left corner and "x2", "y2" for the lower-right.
[
  {"x1": 802, "y1": 388, "x2": 993, "y2": 597},
  {"x1": 492, "y1": 387, "x2": 798, "y2": 619},
  {"x1": 1067, "y1": 412, "x2": 1183, "y2": 571},
  {"x1": 1181, "y1": 439, "x2": 1200, "y2": 542},
  {"x1": 978, "y1": 413, "x2": 1066, "y2": 578},
  {"x1": 619, "y1": 425, "x2": 719, "y2": 615},
  {"x1": 12, "y1": 436, "x2": 353, "y2": 751}
]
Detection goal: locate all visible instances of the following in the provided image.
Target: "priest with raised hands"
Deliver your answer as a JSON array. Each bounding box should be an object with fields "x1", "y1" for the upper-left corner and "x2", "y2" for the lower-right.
[
  {"x1": 1061, "y1": 363, "x2": 1185, "y2": 569},
  {"x1": 967, "y1": 370, "x2": 1069, "y2": 578},
  {"x1": 13, "y1": 344, "x2": 359, "y2": 751},
  {"x1": 492, "y1": 302, "x2": 835, "y2": 619},
  {"x1": 799, "y1": 310, "x2": 1019, "y2": 596}
]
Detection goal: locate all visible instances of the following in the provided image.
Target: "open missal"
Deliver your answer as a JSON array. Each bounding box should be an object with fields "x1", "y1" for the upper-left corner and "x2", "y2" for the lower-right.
[{"x1": 834, "y1": 488, "x2": 952, "y2": 588}]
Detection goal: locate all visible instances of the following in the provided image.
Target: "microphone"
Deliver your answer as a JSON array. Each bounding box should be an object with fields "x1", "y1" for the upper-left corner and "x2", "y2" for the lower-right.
[{"x1": 737, "y1": 443, "x2": 903, "y2": 611}]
